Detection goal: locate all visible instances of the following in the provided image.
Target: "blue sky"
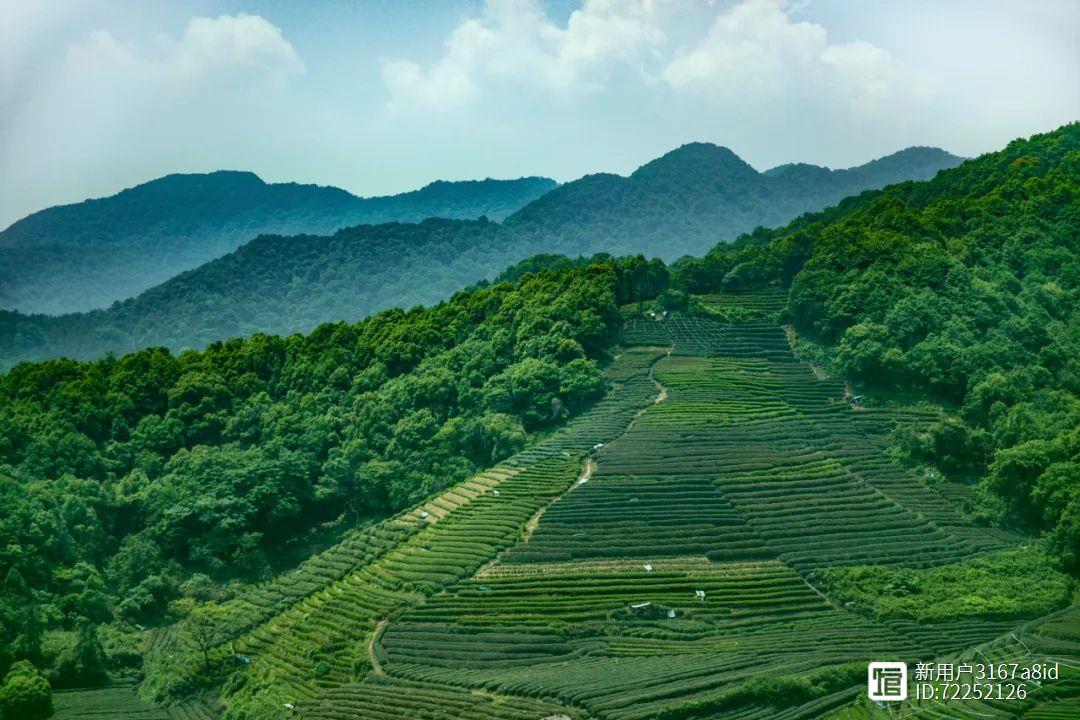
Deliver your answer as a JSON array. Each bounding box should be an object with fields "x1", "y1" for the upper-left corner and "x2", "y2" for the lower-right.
[{"x1": 2, "y1": 0, "x2": 1078, "y2": 228}]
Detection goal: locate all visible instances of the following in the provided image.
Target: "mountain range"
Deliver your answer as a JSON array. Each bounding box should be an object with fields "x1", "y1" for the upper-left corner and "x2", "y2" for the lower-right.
[
  {"x1": 0, "y1": 143, "x2": 962, "y2": 368},
  {"x1": 503, "y1": 143, "x2": 961, "y2": 259},
  {"x1": 0, "y1": 173, "x2": 557, "y2": 314}
]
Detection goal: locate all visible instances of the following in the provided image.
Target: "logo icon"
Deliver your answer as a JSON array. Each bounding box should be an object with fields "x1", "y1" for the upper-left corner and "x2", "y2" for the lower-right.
[{"x1": 868, "y1": 662, "x2": 908, "y2": 701}]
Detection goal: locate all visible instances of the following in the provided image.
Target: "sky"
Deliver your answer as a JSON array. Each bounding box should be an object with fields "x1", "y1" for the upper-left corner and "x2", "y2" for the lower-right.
[{"x1": 2, "y1": 0, "x2": 1078, "y2": 229}]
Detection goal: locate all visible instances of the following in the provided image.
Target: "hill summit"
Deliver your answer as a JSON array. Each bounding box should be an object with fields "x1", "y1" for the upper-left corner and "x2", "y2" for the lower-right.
[{"x1": 503, "y1": 141, "x2": 963, "y2": 259}]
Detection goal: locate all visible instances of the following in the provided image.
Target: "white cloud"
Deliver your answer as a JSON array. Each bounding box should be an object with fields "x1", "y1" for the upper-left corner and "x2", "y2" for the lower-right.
[
  {"x1": 664, "y1": 0, "x2": 909, "y2": 118},
  {"x1": 819, "y1": 41, "x2": 898, "y2": 113},
  {"x1": 377, "y1": 0, "x2": 923, "y2": 148},
  {"x1": 65, "y1": 13, "x2": 303, "y2": 89},
  {"x1": 1, "y1": 13, "x2": 304, "y2": 227},
  {"x1": 381, "y1": 0, "x2": 665, "y2": 110},
  {"x1": 664, "y1": 0, "x2": 828, "y2": 92},
  {"x1": 372, "y1": 0, "x2": 942, "y2": 174},
  {"x1": 169, "y1": 13, "x2": 304, "y2": 80},
  {"x1": 51, "y1": 14, "x2": 303, "y2": 127},
  {"x1": 381, "y1": 0, "x2": 909, "y2": 117}
]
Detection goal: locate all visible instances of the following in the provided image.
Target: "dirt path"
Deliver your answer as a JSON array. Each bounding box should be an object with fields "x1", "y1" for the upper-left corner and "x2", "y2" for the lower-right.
[
  {"x1": 522, "y1": 458, "x2": 595, "y2": 541},
  {"x1": 652, "y1": 346, "x2": 672, "y2": 403},
  {"x1": 627, "y1": 349, "x2": 670, "y2": 432},
  {"x1": 653, "y1": 379, "x2": 668, "y2": 404},
  {"x1": 498, "y1": 352, "x2": 671, "y2": 567},
  {"x1": 368, "y1": 619, "x2": 387, "y2": 676}
]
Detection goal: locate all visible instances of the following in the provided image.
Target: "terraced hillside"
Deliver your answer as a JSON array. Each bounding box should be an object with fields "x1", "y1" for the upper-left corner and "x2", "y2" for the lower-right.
[
  {"x1": 698, "y1": 287, "x2": 788, "y2": 321},
  {"x1": 157, "y1": 294, "x2": 1076, "y2": 719},
  {"x1": 54, "y1": 678, "x2": 219, "y2": 720},
  {"x1": 54, "y1": 680, "x2": 169, "y2": 720},
  {"x1": 144, "y1": 348, "x2": 666, "y2": 715},
  {"x1": 828, "y1": 603, "x2": 1080, "y2": 719}
]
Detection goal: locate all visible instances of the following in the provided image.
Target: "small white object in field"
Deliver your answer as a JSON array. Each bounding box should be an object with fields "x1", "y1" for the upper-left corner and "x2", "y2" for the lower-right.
[{"x1": 643, "y1": 564, "x2": 653, "y2": 572}]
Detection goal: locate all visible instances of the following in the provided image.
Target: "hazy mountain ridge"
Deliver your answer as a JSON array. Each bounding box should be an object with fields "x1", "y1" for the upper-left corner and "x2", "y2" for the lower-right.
[
  {"x1": 0, "y1": 142, "x2": 962, "y2": 367},
  {"x1": 0, "y1": 172, "x2": 556, "y2": 314},
  {"x1": 503, "y1": 143, "x2": 963, "y2": 259}
]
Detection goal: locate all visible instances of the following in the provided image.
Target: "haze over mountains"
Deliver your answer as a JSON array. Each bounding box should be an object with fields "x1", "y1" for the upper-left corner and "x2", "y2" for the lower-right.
[
  {"x1": 0, "y1": 173, "x2": 557, "y2": 314},
  {"x1": 0, "y1": 143, "x2": 962, "y2": 368},
  {"x1": 504, "y1": 144, "x2": 961, "y2": 259}
]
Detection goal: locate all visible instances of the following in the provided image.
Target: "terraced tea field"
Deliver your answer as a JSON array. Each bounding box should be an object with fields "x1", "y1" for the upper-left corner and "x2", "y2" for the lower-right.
[
  {"x1": 698, "y1": 287, "x2": 788, "y2": 320},
  {"x1": 155, "y1": 295, "x2": 1077, "y2": 719},
  {"x1": 828, "y1": 604, "x2": 1080, "y2": 719},
  {"x1": 53, "y1": 680, "x2": 169, "y2": 720},
  {"x1": 147, "y1": 348, "x2": 667, "y2": 712}
]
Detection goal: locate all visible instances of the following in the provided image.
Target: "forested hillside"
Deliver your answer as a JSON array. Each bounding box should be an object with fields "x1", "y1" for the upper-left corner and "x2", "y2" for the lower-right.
[
  {"x1": 503, "y1": 144, "x2": 961, "y2": 259},
  {"x1": 0, "y1": 173, "x2": 556, "y2": 314},
  {"x1": 0, "y1": 257, "x2": 667, "y2": 692},
  {"x1": 673, "y1": 121, "x2": 1080, "y2": 566},
  {"x1": 1, "y1": 219, "x2": 509, "y2": 361},
  {"x1": 0, "y1": 145, "x2": 960, "y2": 369}
]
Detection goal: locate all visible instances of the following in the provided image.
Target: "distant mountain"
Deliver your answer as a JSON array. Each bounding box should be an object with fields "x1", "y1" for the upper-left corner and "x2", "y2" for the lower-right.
[
  {"x1": 503, "y1": 144, "x2": 963, "y2": 259},
  {"x1": 0, "y1": 172, "x2": 556, "y2": 314},
  {"x1": 0, "y1": 219, "x2": 507, "y2": 361},
  {"x1": 0, "y1": 143, "x2": 962, "y2": 368}
]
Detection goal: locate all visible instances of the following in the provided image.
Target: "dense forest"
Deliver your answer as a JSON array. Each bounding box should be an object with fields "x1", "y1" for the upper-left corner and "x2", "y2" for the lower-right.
[
  {"x1": 673, "y1": 122, "x2": 1080, "y2": 567},
  {"x1": 0, "y1": 145, "x2": 960, "y2": 369},
  {"x1": 0, "y1": 256, "x2": 667, "y2": 692},
  {"x1": 0, "y1": 173, "x2": 556, "y2": 315}
]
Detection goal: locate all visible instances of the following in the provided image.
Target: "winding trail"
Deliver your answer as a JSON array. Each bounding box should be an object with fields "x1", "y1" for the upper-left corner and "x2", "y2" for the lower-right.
[
  {"x1": 513, "y1": 351, "x2": 672, "y2": 554},
  {"x1": 368, "y1": 619, "x2": 388, "y2": 676},
  {"x1": 627, "y1": 346, "x2": 671, "y2": 431},
  {"x1": 523, "y1": 458, "x2": 595, "y2": 541},
  {"x1": 476, "y1": 351, "x2": 671, "y2": 580},
  {"x1": 652, "y1": 371, "x2": 669, "y2": 404}
]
